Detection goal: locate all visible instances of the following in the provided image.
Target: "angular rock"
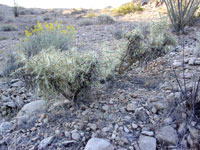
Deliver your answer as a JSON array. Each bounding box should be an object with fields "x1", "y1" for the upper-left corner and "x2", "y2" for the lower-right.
[
  {"x1": 71, "y1": 131, "x2": 81, "y2": 141},
  {"x1": 126, "y1": 102, "x2": 138, "y2": 112},
  {"x1": 139, "y1": 135, "x2": 156, "y2": 150},
  {"x1": 84, "y1": 138, "x2": 114, "y2": 150},
  {"x1": 0, "y1": 122, "x2": 14, "y2": 133},
  {"x1": 155, "y1": 126, "x2": 178, "y2": 145},
  {"x1": 142, "y1": 131, "x2": 154, "y2": 136},
  {"x1": 38, "y1": 136, "x2": 54, "y2": 150},
  {"x1": 17, "y1": 100, "x2": 47, "y2": 118}
]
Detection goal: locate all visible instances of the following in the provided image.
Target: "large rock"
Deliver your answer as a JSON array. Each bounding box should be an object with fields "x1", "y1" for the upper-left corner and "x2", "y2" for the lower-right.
[
  {"x1": 126, "y1": 102, "x2": 138, "y2": 112},
  {"x1": 17, "y1": 100, "x2": 47, "y2": 118},
  {"x1": 84, "y1": 138, "x2": 114, "y2": 150},
  {"x1": 155, "y1": 126, "x2": 178, "y2": 145},
  {"x1": 139, "y1": 135, "x2": 156, "y2": 150}
]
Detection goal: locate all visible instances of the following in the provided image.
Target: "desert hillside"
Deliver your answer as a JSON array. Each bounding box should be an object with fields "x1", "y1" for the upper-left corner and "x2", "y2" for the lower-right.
[{"x1": 0, "y1": 1, "x2": 200, "y2": 150}]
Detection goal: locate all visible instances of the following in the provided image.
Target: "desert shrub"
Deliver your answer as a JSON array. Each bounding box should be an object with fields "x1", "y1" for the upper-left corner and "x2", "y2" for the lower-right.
[
  {"x1": 78, "y1": 18, "x2": 94, "y2": 26},
  {"x1": 0, "y1": 36, "x2": 7, "y2": 40},
  {"x1": 21, "y1": 21, "x2": 75, "y2": 57},
  {"x1": 0, "y1": 24, "x2": 18, "y2": 31},
  {"x1": 0, "y1": 11, "x2": 4, "y2": 21},
  {"x1": 16, "y1": 47, "x2": 113, "y2": 103},
  {"x1": 86, "y1": 13, "x2": 96, "y2": 18},
  {"x1": 163, "y1": 0, "x2": 200, "y2": 33},
  {"x1": 3, "y1": 53, "x2": 20, "y2": 77},
  {"x1": 113, "y1": 2, "x2": 143, "y2": 16},
  {"x1": 96, "y1": 14, "x2": 115, "y2": 24},
  {"x1": 112, "y1": 29, "x2": 124, "y2": 39},
  {"x1": 118, "y1": 18, "x2": 177, "y2": 74}
]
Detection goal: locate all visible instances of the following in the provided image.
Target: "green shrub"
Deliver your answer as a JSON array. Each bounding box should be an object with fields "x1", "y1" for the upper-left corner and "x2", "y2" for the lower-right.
[
  {"x1": 96, "y1": 14, "x2": 115, "y2": 24},
  {"x1": 21, "y1": 21, "x2": 75, "y2": 57},
  {"x1": 16, "y1": 47, "x2": 112, "y2": 103},
  {"x1": 113, "y1": 2, "x2": 143, "y2": 16},
  {"x1": 0, "y1": 36, "x2": 7, "y2": 40},
  {"x1": 78, "y1": 18, "x2": 94, "y2": 26},
  {"x1": 3, "y1": 53, "x2": 19, "y2": 77},
  {"x1": 0, "y1": 24, "x2": 18, "y2": 31},
  {"x1": 86, "y1": 13, "x2": 97, "y2": 18},
  {"x1": 163, "y1": 0, "x2": 200, "y2": 33},
  {"x1": 118, "y1": 18, "x2": 177, "y2": 74}
]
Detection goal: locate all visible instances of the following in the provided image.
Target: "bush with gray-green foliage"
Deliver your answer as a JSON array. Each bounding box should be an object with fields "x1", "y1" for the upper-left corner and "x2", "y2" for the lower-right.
[
  {"x1": 0, "y1": 24, "x2": 18, "y2": 31},
  {"x1": 163, "y1": 0, "x2": 200, "y2": 33},
  {"x1": 96, "y1": 14, "x2": 115, "y2": 24},
  {"x1": 16, "y1": 47, "x2": 114, "y2": 104},
  {"x1": 119, "y1": 18, "x2": 177, "y2": 74},
  {"x1": 78, "y1": 18, "x2": 94, "y2": 26},
  {"x1": 21, "y1": 21, "x2": 74, "y2": 57}
]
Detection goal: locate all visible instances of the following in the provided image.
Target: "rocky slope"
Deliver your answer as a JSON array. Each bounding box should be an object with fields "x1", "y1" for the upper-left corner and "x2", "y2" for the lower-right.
[{"x1": 0, "y1": 2, "x2": 200, "y2": 150}]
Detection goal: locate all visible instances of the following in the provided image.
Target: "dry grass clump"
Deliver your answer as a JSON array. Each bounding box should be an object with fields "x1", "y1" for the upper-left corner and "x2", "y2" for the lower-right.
[
  {"x1": 118, "y1": 18, "x2": 177, "y2": 74},
  {"x1": 113, "y1": 2, "x2": 143, "y2": 16}
]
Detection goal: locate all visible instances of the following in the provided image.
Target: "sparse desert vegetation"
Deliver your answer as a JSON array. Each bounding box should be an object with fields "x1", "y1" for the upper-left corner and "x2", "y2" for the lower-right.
[{"x1": 1, "y1": 1, "x2": 200, "y2": 150}]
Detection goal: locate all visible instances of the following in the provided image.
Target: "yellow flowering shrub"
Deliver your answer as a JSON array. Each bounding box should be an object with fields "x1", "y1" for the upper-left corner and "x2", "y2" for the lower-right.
[{"x1": 22, "y1": 20, "x2": 75, "y2": 57}]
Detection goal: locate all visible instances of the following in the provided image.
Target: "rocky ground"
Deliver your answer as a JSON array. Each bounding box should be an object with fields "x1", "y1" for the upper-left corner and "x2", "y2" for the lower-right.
[{"x1": 0, "y1": 1, "x2": 200, "y2": 150}]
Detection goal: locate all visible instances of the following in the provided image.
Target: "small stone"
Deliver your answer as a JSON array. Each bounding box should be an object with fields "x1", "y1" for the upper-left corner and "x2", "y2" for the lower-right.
[
  {"x1": 195, "y1": 60, "x2": 200, "y2": 65},
  {"x1": 188, "y1": 125, "x2": 199, "y2": 139},
  {"x1": 84, "y1": 138, "x2": 114, "y2": 150},
  {"x1": 62, "y1": 140, "x2": 77, "y2": 146},
  {"x1": 155, "y1": 126, "x2": 178, "y2": 145},
  {"x1": 126, "y1": 102, "x2": 138, "y2": 112},
  {"x1": 142, "y1": 131, "x2": 154, "y2": 136},
  {"x1": 5, "y1": 101, "x2": 16, "y2": 108},
  {"x1": 102, "y1": 127, "x2": 111, "y2": 133},
  {"x1": 132, "y1": 123, "x2": 138, "y2": 129},
  {"x1": 38, "y1": 136, "x2": 54, "y2": 150},
  {"x1": 102, "y1": 105, "x2": 109, "y2": 111},
  {"x1": 188, "y1": 57, "x2": 196, "y2": 65},
  {"x1": 11, "y1": 80, "x2": 23, "y2": 87},
  {"x1": 123, "y1": 126, "x2": 129, "y2": 133},
  {"x1": 173, "y1": 61, "x2": 182, "y2": 67},
  {"x1": 71, "y1": 132, "x2": 81, "y2": 141},
  {"x1": 139, "y1": 135, "x2": 156, "y2": 150},
  {"x1": 89, "y1": 123, "x2": 97, "y2": 131},
  {"x1": 65, "y1": 131, "x2": 71, "y2": 139}
]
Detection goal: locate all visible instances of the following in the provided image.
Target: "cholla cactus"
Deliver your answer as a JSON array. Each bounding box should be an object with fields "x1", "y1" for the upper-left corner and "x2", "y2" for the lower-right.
[
  {"x1": 17, "y1": 47, "x2": 102, "y2": 104},
  {"x1": 118, "y1": 18, "x2": 177, "y2": 74}
]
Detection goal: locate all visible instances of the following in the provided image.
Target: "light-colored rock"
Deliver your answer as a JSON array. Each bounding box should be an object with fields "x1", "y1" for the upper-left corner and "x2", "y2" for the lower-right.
[
  {"x1": 71, "y1": 131, "x2": 81, "y2": 141},
  {"x1": 126, "y1": 102, "x2": 138, "y2": 112},
  {"x1": 38, "y1": 136, "x2": 54, "y2": 150},
  {"x1": 173, "y1": 61, "x2": 182, "y2": 67},
  {"x1": 102, "y1": 105, "x2": 109, "y2": 111},
  {"x1": 155, "y1": 126, "x2": 178, "y2": 145},
  {"x1": 84, "y1": 138, "x2": 114, "y2": 150},
  {"x1": 188, "y1": 57, "x2": 196, "y2": 65},
  {"x1": 17, "y1": 100, "x2": 47, "y2": 118},
  {"x1": 142, "y1": 131, "x2": 154, "y2": 136},
  {"x1": 139, "y1": 135, "x2": 156, "y2": 150},
  {"x1": 132, "y1": 123, "x2": 138, "y2": 129},
  {"x1": 0, "y1": 122, "x2": 14, "y2": 133}
]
